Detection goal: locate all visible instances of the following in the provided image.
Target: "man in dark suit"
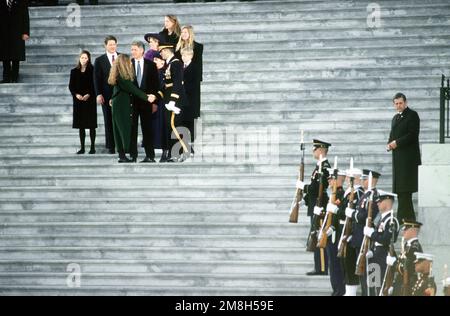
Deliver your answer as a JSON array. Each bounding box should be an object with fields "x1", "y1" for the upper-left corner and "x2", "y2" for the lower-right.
[
  {"x1": 129, "y1": 41, "x2": 160, "y2": 163},
  {"x1": 93, "y1": 35, "x2": 119, "y2": 154},
  {"x1": 0, "y1": 0, "x2": 30, "y2": 83},
  {"x1": 387, "y1": 93, "x2": 421, "y2": 223}
]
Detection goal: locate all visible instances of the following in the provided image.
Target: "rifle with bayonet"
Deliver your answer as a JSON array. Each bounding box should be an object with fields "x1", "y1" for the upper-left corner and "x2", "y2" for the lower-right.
[
  {"x1": 355, "y1": 173, "x2": 374, "y2": 276},
  {"x1": 318, "y1": 157, "x2": 338, "y2": 249},
  {"x1": 337, "y1": 176, "x2": 355, "y2": 258},
  {"x1": 306, "y1": 156, "x2": 325, "y2": 253},
  {"x1": 380, "y1": 213, "x2": 397, "y2": 296},
  {"x1": 289, "y1": 130, "x2": 305, "y2": 223}
]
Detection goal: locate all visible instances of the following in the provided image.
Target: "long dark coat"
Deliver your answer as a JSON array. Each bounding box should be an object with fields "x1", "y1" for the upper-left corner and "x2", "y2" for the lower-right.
[
  {"x1": 69, "y1": 65, "x2": 97, "y2": 129},
  {"x1": 183, "y1": 61, "x2": 201, "y2": 120},
  {"x1": 388, "y1": 107, "x2": 421, "y2": 193},
  {"x1": 0, "y1": 0, "x2": 30, "y2": 61}
]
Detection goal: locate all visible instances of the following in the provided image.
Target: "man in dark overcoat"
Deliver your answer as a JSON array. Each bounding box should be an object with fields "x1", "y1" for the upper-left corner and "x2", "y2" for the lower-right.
[
  {"x1": 387, "y1": 93, "x2": 421, "y2": 223},
  {"x1": 0, "y1": 0, "x2": 30, "y2": 83}
]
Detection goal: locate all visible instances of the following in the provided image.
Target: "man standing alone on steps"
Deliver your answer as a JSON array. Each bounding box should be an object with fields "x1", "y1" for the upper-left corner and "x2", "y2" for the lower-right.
[
  {"x1": 387, "y1": 93, "x2": 421, "y2": 223},
  {"x1": 0, "y1": 0, "x2": 30, "y2": 83}
]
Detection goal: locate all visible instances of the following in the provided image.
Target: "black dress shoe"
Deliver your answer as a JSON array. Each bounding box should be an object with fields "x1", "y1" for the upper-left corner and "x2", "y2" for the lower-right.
[
  {"x1": 306, "y1": 270, "x2": 328, "y2": 276},
  {"x1": 140, "y1": 157, "x2": 156, "y2": 163},
  {"x1": 118, "y1": 157, "x2": 132, "y2": 163},
  {"x1": 159, "y1": 150, "x2": 169, "y2": 163},
  {"x1": 130, "y1": 158, "x2": 137, "y2": 163},
  {"x1": 89, "y1": 149, "x2": 96, "y2": 154},
  {"x1": 77, "y1": 149, "x2": 85, "y2": 155},
  {"x1": 0, "y1": 79, "x2": 11, "y2": 84}
]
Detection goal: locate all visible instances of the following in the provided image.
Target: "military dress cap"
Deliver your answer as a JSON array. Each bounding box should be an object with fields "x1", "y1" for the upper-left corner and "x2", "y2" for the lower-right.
[
  {"x1": 402, "y1": 219, "x2": 423, "y2": 229},
  {"x1": 144, "y1": 33, "x2": 162, "y2": 43},
  {"x1": 414, "y1": 252, "x2": 434, "y2": 263},
  {"x1": 327, "y1": 169, "x2": 347, "y2": 179},
  {"x1": 362, "y1": 169, "x2": 381, "y2": 179},
  {"x1": 346, "y1": 168, "x2": 363, "y2": 177},
  {"x1": 313, "y1": 139, "x2": 331, "y2": 148},
  {"x1": 158, "y1": 42, "x2": 174, "y2": 51},
  {"x1": 374, "y1": 190, "x2": 397, "y2": 203}
]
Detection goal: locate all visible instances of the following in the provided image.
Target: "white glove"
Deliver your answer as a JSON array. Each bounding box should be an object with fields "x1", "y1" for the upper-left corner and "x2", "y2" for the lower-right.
[
  {"x1": 388, "y1": 287, "x2": 394, "y2": 296},
  {"x1": 386, "y1": 255, "x2": 397, "y2": 266},
  {"x1": 165, "y1": 101, "x2": 176, "y2": 111},
  {"x1": 364, "y1": 226, "x2": 374, "y2": 237},
  {"x1": 326, "y1": 227, "x2": 334, "y2": 237},
  {"x1": 326, "y1": 203, "x2": 339, "y2": 214},
  {"x1": 344, "y1": 187, "x2": 352, "y2": 198},
  {"x1": 172, "y1": 105, "x2": 181, "y2": 115},
  {"x1": 296, "y1": 180, "x2": 305, "y2": 190},
  {"x1": 366, "y1": 250, "x2": 373, "y2": 259},
  {"x1": 313, "y1": 206, "x2": 323, "y2": 216},
  {"x1": 345, "y1": 207, "x2": 355, "y2": 218}
]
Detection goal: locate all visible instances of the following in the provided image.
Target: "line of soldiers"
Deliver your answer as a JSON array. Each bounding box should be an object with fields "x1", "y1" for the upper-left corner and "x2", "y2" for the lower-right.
[{"x1": 295, "y1": 139, "x2": 438, "y2": 296}]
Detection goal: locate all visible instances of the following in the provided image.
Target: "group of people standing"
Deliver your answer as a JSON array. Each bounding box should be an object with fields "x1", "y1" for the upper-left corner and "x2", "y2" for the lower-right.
[
  {"x1": 294, "y1": 93, "x2": 436, "y2": 296},
  {"x1": 69, "y1": 15, "x2": 203, "y2": 163}
]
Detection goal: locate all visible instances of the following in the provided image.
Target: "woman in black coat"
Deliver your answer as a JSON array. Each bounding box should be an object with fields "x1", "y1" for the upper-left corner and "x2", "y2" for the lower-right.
[{"x1": 69, "y1": 50, "x2": 97, "y2": 154}]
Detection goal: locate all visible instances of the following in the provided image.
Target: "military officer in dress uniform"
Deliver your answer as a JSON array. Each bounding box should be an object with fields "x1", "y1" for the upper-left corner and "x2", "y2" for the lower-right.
[
  {"x1": 337, "y1": 167, "x2": 365, "y2": 296},
  {"x1": 157, "y1": 42, "x2": 188, "y2": 163},
  {"x1": 363, "y1": 190, "x2": 399, "y2": 296},
  {"x1": 411, "y1": 252, "x2": 436, "y2": 296},
  {"x1": 388, "y1": 219, "x2": 423, "y2": 296},
  {"x1": 296, "y1": 139, "x2": 331, "y2": 276},
  {"x1": 346, "y1": 169, "x2": 381, "y2": 296}
]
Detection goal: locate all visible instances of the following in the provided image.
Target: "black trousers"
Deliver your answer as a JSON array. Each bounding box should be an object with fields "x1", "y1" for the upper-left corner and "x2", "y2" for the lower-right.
[
  {"x1": 130, "y1": 103, "x2": 155, "y2": 160},
  {"x1": 326, "y1": 238, "x2": 345, "y2": 295},
  {"x1": 368, "y1": 246, "x2": 388, "y2": 296},
  {"x1": 397, "y1": 192, "x2": 415, "y2": 223},
  {"x1": 101, "y1": 102, "x2": 115, "y2": 151},
  {"x1": 342, "y1": 245, "x2": 360, "y2": 285},
  {"x1": 2, "y1": 61, "x2": 20, "y2": 81},
  {"x1": 164, "y1": 109, "x2": 190, "y2": 158}
]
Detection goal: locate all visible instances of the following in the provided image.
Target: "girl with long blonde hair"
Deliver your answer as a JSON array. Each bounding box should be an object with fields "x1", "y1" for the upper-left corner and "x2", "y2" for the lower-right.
[
  {"x1": 159, "y1": 15, "x2": 181, "y2": 46},
  {"x1": 108, "y1": 54, "x2": 153, "y2": 163},
  {"x1": 175, "y1": 25, "x2": 203, "y2": 82}
]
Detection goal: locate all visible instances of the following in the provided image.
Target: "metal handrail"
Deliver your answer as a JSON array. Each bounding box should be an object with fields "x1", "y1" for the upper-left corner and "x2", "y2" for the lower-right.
[{"x1": 440, "y1": 75, "x2": 450, "y2": 144}]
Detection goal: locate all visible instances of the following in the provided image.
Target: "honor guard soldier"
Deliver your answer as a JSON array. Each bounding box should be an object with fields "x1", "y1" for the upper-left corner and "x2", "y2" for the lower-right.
[
  {"x1": 296, "y1": 139, "x2": 331, "y2": 276},
  {"x1": 346, "y1": 169, "x2": 381, "y2": 296},
  {"x1": 363, "y1": 190, "x2": 399, "y2": 296},
  {"x1": 388, "y1": 219, "x2": 423, "y2": 296},
  {"x1": 324, "y1": 168, "x2": 347, "y2": 295},
  {"x1": 157, "y1": 42, "x2": 188, "y2": 162},
  {"x1": 337, "y1": 167, "x2": 365, "y2": 296},
  {"x1": 411, "y1": 252, "x2": 437, "y2": 296}
]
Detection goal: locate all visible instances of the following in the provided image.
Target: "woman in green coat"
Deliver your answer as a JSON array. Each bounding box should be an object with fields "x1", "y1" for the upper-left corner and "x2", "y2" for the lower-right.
[{"x1": 108, "y1": 54, "x2": 153, "y2": 163}]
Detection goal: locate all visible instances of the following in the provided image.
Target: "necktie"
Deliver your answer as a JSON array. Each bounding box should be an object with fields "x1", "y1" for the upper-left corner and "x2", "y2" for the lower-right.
[
  {"x1": 111, "y1": 54, "x2": 115, "y2": 64},
  {"x1": 137, "y1": 61, "x2": 142, "y2": 87}
]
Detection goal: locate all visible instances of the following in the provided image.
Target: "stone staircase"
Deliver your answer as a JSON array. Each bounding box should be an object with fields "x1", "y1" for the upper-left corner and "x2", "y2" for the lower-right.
[{"x1": 0, "y1": 0, "x2": 449, "y2": 295}]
